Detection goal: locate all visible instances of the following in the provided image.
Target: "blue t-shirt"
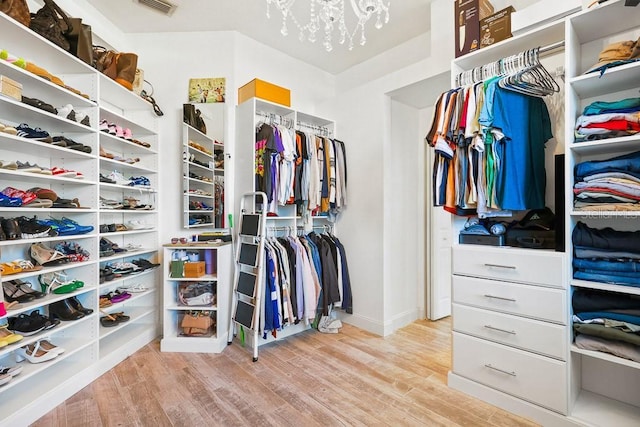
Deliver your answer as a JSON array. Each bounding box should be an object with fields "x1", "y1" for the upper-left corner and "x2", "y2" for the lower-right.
[{"x1": 490, "y1": 86, "x2": 552, "y2": 210}]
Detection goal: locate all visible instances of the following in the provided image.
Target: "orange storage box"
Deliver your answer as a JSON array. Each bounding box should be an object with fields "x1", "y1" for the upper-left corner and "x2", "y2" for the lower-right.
[
  {"x1": 184, "y1": 261, "x2": 205, "y2": 278},
  {"x1": 238, "y1": 78, "x2": 291, "y2": 107}
]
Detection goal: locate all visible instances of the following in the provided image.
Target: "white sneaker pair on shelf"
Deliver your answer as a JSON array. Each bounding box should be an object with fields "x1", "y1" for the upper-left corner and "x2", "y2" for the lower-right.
[
  {"x1": 57, "y1": 104, "x2": 90, "y2": 127},
  {"x1": 15, "y1": 338, "x2": 64, "y2": 364}
]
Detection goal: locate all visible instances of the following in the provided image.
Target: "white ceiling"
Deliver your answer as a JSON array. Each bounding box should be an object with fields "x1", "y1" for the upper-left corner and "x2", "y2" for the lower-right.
[{"x1": 85, "y1": 0, "x2": 432, "y2": 74}]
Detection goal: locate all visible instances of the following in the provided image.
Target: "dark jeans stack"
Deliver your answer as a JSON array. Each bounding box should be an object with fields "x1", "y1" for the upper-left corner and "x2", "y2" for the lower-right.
[
  {"x1": 572, "y1": 288, "x2": 640, "y2": 362},
  {"x1": 573, "y1": 221, "x2": 640, "y2": 286}
]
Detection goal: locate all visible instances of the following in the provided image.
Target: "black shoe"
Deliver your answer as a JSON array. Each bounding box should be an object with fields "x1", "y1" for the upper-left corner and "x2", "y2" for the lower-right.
[
  {"x1": 21, "y1": 96, "x2": 57, "y2": 114},
  {"x1": 29, "y1": 310, "x2": 60, "y2": 330},
  {"x1": 8, "y1": 313, "x2": 47, "y2": 335},
  {"x1": 3, "y1": 281, "x2": 36, "y2": 303},
  {"x1": 132, "y1": 258, "x2": 160, "y2": 271},
  {"x1": 1, "y1": 217, "x2": 21, "y2": 240},
  {"x1": 12, "y1": 279, "x2": 46, "y2": 299},
  {"x1": 17, "y1": 216, "x2": 53, "y2": 239},
  {"x1": 68, "y1": 296, "x2": 94, "y2": 315},
  {"x1": 48, "y1": 299, "x2": 85, "y2": 321},
  {"x1": 99, "y1": 238, "x2": 115, "y2": 257}
]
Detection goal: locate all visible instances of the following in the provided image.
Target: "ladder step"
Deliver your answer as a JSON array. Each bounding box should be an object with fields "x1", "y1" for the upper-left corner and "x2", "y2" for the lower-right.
[
  {"x1": 237, "y1": 271, "x2": 258, "y2": 298},
  {"x1": 238, "y1": 243, "x2": 259, "y2": 267},
  {"x1": 240, "y1": 214, "x2": 261, "y2": 236},
  {"x1": 234, "y1": 299, "x2": 256, "y2": 329}
]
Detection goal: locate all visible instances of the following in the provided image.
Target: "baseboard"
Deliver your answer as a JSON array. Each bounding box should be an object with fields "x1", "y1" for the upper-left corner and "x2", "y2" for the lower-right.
[
  {"x1": 448, "y1": 372, "x2": 582, "y2": 427},
  {"x1": 339, "y1": 312, "x2": 385, "y2": 336},
  {"x1": 385, "y1": 308, "x2": 419, "y2": 336}
]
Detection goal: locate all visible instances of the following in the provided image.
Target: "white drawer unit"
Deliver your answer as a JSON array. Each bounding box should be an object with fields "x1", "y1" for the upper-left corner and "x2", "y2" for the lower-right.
[
  {"x1": 453, "y1": 304, "x2": 567, "y2": 360},
  {"x1": 452, "y1": 245, "x2": 565, "y2": 288},
  {"x1": 453, "y1": 332, "x2": 567, "y2": 414},
  {"x1": 453, "y1": 275, "x2": 567, "y2": 324}
]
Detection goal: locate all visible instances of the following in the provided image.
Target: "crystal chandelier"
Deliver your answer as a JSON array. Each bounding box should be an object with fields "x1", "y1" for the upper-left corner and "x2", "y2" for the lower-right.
[{"x1": 265, "y1": 0, "x2": 390, "y2": 52}]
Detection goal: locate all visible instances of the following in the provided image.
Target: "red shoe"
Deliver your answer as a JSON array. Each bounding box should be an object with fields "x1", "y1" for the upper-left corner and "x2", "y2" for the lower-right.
[{"x1": 1, "y1": 187, "x2": 36, "y2": 205}]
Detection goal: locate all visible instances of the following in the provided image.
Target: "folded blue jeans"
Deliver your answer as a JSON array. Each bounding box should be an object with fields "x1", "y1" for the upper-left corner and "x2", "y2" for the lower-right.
[
  {"x1": 575, "y1": 150, "x2": 640, "y2": 180},
  {"x1": 574, "y1": 270, "x2": 640, "y2": 287},
  {"x1": 574, "y1": 258, "x2": 640, "y2": 272}
]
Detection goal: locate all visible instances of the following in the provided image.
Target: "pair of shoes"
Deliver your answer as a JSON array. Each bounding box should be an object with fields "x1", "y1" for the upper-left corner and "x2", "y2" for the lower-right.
[
  {"x1": 132, "y1": 258, "x2": 160, "y2": 271},
  {"x1": 1, "y1": 217, "x2": 20, "y2": 240},
  {"x1": 100, "y1": 173, "x2": 116, "y2": 183},
  {"x1": 16, "y1": 161, "x2": 51, "y2": 175},
  {"x1": 101, "y1": 237, "x2": 127, "y2": 254},
  {"x1": 37, "y1": 217, "x2": 93, "y2": 236},
  {"x1": 48, "y1": 298, "x2": 85, "y2": 321},
  {"x1": 1, "y1": 260, "x2": 41, "y2": 275},
  {"x1": 2, "y1": 187, "x2": 36, "y2": 205},
  {"x1": 15, "y1": 339, "x2": 64, "y2": 363},
  {"x1": 0, "y1": 193, "x2": 22, "y2": 207},
  {"x1": 17, "y1": 216, "x2": 53, "y2": 238},
  {"x1": 69, "y1": 296, "x2": 93, "y2": 315},
  {"x1": 54, "y1": 241, "x2": 90, "y2": 262},
  {"x1": 0, "y1": 122, "x2": 18, "y2": 135},
  {"x1": 8, "y1": 312, "x2": 50, "y2": 336},
  {"x1": 100, "y1": 267, "x2": 116, "y2": 284},
  {"x1": 39, "y1": 271, "x2": 83, "y2": 294},
  {"x1": 101, "y1": 291, "x2": 131, "y2": 304},
  {"x1": 131, "y1": 138, "x2": 150, "y2": 148},
  {"x1": 129, "y1": 176, "x2": 150, "y2": 187},
  {"x1": 0, "y1": 325, "x2": 23, "y2": 347},
  {"x1": 21, "y1": 96, "x2": 56, "y2": 114},
  {"x1": 50, "y1": 136, "x2": 92, "y2": 153},
  {"x1": 30, "y1": 242, "x2": 69, "y2": 266},
  {"x1": 106, "y1": 170, "x2": 131, "y2": 186},
  {"x1": 126, "y1": 220, "x2": 150, "y2": 230},
  {"x1": 106, "y1": 261, "x2": 140, "y2": 275},
  {"x1": 100, "y1": 196, "x2": 123, "y2": 210},
  {"x1": 100, "y1": 311, "x2": 130, "y2": 327},
  {"x1": 4, "y1": 280, "x2": 46, "y2": 301},
  {"x1": 15, "y1": 123, "x2": 52, "y2": 143},
  {"x1": 117, "y1": 283, "x2": 148, "y2": 293},
  {"x1": 99, "y1": 238, "x2": 115, "y2": 257}
]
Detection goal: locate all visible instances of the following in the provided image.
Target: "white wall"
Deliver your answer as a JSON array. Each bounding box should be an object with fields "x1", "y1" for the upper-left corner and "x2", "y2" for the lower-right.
[{"x1": 385, "y1": 100, "x2": 424, "y2": 330}]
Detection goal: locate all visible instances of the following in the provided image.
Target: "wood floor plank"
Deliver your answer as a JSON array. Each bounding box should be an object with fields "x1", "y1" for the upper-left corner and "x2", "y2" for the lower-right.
[{"x1": 32, "y1": 319, "x2": 540, "y2": 427}]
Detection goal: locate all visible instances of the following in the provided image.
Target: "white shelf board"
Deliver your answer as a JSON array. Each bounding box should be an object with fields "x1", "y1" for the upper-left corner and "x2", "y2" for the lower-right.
[
  {"x1": 569, "y1": 0, "x2": 638, "y2": 44},
  {"x1": 166, "y1": 273, "x2": 218, "y2": 281},
  {"x1": 98, "y1": 74, "x2": 152, "y2": 111},
  {"x1": 571, "y1": 345, "x2": 640, "y2": 370},
  {"x1": 569, "y1": 61, "x2": 640, "y2": 98},
  {"x1": 166, "y1": 304, "x2": 218, "y2": 311},
  {"x1": 453, "y1": 19, "x2": 564, "y2": 71},
  {"x1": 0, "y1": 133, "x2": 95, "y2": 160},
  {"x1": 186, "y1": 222, "x2": 216, "y2": 228},
  {"x1": 99, "y1": 321, "x2": 158, "y2": 360},
  {"x1": 99, "y1": 106, "x2": 156, "y2": 136},
  {"x1": 98, "y1": 267, "x2": 159, "y2": 290},
  {"x1": 297, "y1": 111, "x2": 334, "y2": 127},
  {"x1": 0, "y1": 169, "x2": 96, "y2": 185},
  {"x1": 570, "y1": 390, "x2": 640, "y2": 427},
  {"x1": 99, "y1": 229, "x2": 155, "y2": 237},
  {"x1": 255, "y1": 98, "x2": 295, "y2": 116},
  {"x1": 570, "y1": 211, "x2": 640, "y2": 218},
  {"x1": 187, "y1": 161, "x2": 214, "y2": 172},
  {"x1": 0, "y1": 231, "x2": 96, "y2": 248},
  {"x1": 571, "y1": 279, "x2": 640, "y2": 296},
  {"x1": 185, "y1": 122, "x2": 213, "y2": 142},
  {"x1": 99, "y1": 156, "x2": 155, "y2": 174},
  {"x1": 187, "y1": 145, "x2": 215, "y2": 159},
  {"x1": 99, "y1": 132, "x2": 158, "y2": 154},
  {"x1": 160, "y1": 334, "x2": 227, "y2": 353},
  {"x1": 99, "y1": 248, "x2": 158, "y2": 262},
  {"x1": 0, "y1": 96, "x2": 95, "y2": 133},
  {"x1": 98, "y1": 306, "x2": 156, "y2": 339},
  {"x1": 99, "y1": 182, "x2": 157, "y2": 193},
  {"x1": 569, "y1": 135, "x2": 640, "y2": 156}
]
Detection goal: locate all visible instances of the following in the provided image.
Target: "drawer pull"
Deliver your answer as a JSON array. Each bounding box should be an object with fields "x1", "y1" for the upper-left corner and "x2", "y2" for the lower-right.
[
  {"x1": 483, "y1": 294, "x2": 517, "y2": 302},
  {"x1": 484, "y1": 364, "x2": 516, "y2": 377},
  {"x1": 483, "y1": 325, "x2": 516, "y2": 335},
  {"x1": 484, "y1": 263, "x2": 517, "y2": 270}
]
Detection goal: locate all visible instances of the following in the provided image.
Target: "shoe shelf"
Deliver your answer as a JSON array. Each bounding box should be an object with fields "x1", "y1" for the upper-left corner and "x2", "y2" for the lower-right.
[
  {"x1": 99, "y1": 182, "x2": 157, "y2": 193},
  {"x1": 0, "y1": 61, "x2": 97, "y2": 110},
  {"x1": 0, "y1": 335, "x2": 95, "y2": 393},
  {"x1": 99, "y1": 157, "x2": 156, "y2": 175},
  {"x1": 99, "y1": 229, "x2": 155, "y2": 238},
  {"x1": 0, "y1": 133, "x2": 95, "y2": 160},
  {"x1": 0, "y1": 96, "x2": 95, "y2": 134},
  {"x1": 98, "y1": 304, "x2": 156, "y2": 340},
  {"x1": 100, "y1": 132, "x2": 158, "y2": 154},
  {"x1": 100, "y1": 266, "x2": 158, "y2": 287},
  {"x1": 187, "y1": 160, "x2": 215, "y2": 173},
  {"x1": 99, "y1": 248, "x2": 158, "y2": 263},
  {"x1": 99, "y1": 320, "x2": 157, "y2": 361},
  {"x1": 98, "y1": 74, "x2": 151, "y2": 112},
  {"x1": 99, "y1": 107, "x2": 157, "y2": 137},
  {"x1": 0, "y1": 168, "x2": 96, "y2": 185}
]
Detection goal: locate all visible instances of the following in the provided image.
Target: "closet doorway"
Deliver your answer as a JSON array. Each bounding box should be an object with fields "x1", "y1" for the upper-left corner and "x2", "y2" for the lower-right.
[{"x1": 388, "y1": 71, "x2": 451, "y2": 321}]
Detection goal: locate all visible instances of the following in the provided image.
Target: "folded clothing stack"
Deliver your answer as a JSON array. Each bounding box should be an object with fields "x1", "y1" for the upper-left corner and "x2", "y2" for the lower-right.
[{"x1": 575, "y1": 97, "x2": 640, "y2": 143}]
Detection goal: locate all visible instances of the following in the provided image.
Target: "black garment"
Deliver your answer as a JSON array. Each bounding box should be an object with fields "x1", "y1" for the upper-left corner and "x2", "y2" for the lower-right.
[
  {"x1": 310, "y1": 232, "x2": 340, "y2": 315},
  {"x1": 257, "y1": 123, "x2": 277, "y2": 202},
  {"x1": 572, "y1": 288, "x2": 640, "y2": 313},
  {"x1": 573, "y1": 221, "x2": 640, "y2": 253},
  {"x1": 333, "y1": 236, "x2": 353, "y2": 314},
  {"x1": 294, "y1": 131, "x2": 305, "y2": 205},
  {"x1": 278, "y1": 237, "x2": 298, "y2": 321}
]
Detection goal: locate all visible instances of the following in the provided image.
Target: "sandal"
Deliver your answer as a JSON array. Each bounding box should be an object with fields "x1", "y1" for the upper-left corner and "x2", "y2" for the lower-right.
[
  {"x1": 30, "y1": 242, "x2": 69, "y2": 266},
  {"x1": 14, "y1": 259, "x2": 42, "y2": 272},
  {"x1": 117, "y1": 283, "x2": 148, "y2": 293},
  {"x1": 38, "y1": 271, "x2": 83, "y2": 294},
  {"x1": 2, "y1": 281, "x2": 35, "y2": 303},
  {"x1": 11, "y1": 279, "x2": 46, "y2": 299},
  {"x1": 0, "y1": 262, "x2": 22, "y2": 276}
]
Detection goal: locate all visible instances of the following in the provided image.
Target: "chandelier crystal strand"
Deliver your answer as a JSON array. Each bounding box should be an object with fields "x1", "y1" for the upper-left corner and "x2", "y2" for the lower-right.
[{"x1": 265, "y1": 0, "x2": 390, "y2": 50}]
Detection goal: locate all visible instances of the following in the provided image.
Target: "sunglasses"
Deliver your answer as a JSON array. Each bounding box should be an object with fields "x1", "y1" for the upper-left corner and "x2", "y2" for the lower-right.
[{"x1": 171, "y1": 237, "x2": 188, "y2": 244}]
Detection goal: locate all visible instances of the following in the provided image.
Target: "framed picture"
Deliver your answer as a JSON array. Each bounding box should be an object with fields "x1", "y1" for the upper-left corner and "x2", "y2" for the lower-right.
[{"x1": 188, "y1": 78, "x2": 226, "y2": 103}]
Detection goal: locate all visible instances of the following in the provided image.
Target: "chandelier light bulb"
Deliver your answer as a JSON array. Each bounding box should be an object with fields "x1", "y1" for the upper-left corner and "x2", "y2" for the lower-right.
[{"x1": 375, "y1": 14, "x2": 382, "y2": 29}]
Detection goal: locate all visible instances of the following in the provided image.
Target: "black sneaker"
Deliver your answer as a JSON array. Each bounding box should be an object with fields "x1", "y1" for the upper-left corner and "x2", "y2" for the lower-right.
[
  {"x1": 8, "y1": 313, "x2": 48, "y2": 336},
  {"x1": 28, "y1": 310, "x2": 60, "y2": 330},
  {"x1": 99, "y1": 238, "x2": 115, "y2": 257},
  {"x1": 17, "y1": 216, "x2": 53, "y2": 238},
  {"x1": 132, "y1": 258, "x2": 160, "y2": 271},
  {"x1": 1, "y1": 217, "x2": 21, "y2": 240}
]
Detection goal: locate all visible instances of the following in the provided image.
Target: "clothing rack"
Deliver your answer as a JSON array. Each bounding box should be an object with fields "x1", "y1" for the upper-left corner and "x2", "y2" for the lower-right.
[
  {"x1": 296, "y1": 121, "x2": 333, "y2": 137},
  {"x1": 455, "y1": 40, "x2": 565, "y2": 87},
  {"x1": 256, "y1": 111, "x2": 294, "y2": 128}
]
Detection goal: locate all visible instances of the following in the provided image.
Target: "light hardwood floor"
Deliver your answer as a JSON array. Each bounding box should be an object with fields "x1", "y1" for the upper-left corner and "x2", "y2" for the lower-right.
[{"x1": 33, "y1": 319, "x2": 539, "y2": 426}]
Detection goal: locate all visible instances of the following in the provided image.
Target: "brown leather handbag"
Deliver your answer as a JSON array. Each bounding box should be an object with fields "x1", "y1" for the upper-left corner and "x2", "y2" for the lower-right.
[
  {"x1": 0, "y1": 0, "x2": 30, "y2": 27},
  {"x1": 29, "y1": 0, "x2": 72, "y2": 51},
  {"x1": 67, "y1": 17, "x2": 93, "y2": 64}
]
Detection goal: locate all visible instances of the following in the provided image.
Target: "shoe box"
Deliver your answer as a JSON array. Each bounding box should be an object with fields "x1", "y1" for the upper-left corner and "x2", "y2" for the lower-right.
[{"x1": 0, "y1": 75, "x2": 22, "y2": 101}]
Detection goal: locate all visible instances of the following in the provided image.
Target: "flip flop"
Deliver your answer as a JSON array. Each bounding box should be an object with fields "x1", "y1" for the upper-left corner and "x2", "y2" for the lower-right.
[{"x1": 25, "y1": 198, "x2": 54, "y2": 208}]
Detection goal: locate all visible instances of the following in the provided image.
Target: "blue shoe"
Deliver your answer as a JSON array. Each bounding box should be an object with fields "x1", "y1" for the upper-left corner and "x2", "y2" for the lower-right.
[
  {"x1": 37, "y1": 218, "x2": 75, "y2": 236},
  {"x1": 59, "y1": 217, "x2": 94, "y2": 234},
  {"x1": 128, "y1": 176, "x2": 150, "y2": 187},
  {"x1": 0, "y1": 193, "x2": 23, "y2": 207},
  {"x1": 15, "y1": 123, "x2": 52, "y2": 142}
]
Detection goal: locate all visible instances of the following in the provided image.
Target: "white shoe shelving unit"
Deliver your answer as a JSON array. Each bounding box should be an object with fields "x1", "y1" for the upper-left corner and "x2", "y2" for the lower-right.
[{"x1": 0, "y1": 13, "x2": 160, "y2": 425}]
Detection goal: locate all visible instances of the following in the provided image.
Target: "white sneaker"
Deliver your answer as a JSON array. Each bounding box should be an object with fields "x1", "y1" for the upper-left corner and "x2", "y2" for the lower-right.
[
  {"x1": 126, "y1": 220, "x2": 150, "y2": 230},
  {"x1": 106, "y1": 170, "x2": 131, "y2": 186},
  {"x1": 57, "y1": 104, "x2": 74, "y2": 120}
]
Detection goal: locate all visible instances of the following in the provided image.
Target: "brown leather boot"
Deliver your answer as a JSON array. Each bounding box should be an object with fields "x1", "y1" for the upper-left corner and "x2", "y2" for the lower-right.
[{"x1": 115, "y1": 53, "x2": 138, "y2": 91}]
